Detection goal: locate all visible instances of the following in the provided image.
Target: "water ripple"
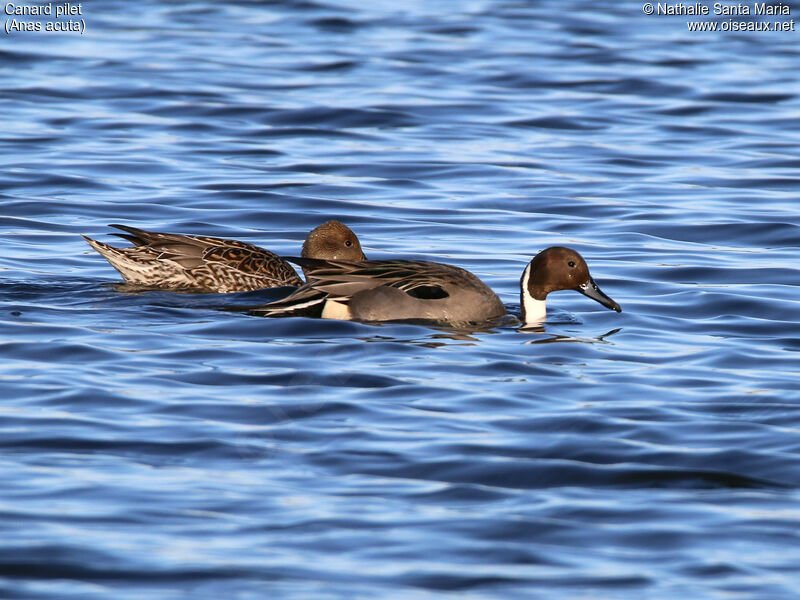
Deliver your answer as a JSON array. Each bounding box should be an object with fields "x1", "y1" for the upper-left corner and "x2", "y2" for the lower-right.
[{"x1": 2, "y1": 0, "x2": 800, "y2": 598}]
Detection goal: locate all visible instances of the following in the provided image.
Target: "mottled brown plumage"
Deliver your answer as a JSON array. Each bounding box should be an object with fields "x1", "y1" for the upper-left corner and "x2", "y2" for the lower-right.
[{"x1": 83, "y1": 221, "x2": 365, "y2": 293}]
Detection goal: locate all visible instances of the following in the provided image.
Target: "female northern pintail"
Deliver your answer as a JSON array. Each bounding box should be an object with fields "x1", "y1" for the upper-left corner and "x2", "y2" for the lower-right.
[
  {"x1": 83, "y1": 220, "x2": 365, "y2": 293},
  {"x1": 253, "y1": 246, "x2": 621, "y2": 326}
]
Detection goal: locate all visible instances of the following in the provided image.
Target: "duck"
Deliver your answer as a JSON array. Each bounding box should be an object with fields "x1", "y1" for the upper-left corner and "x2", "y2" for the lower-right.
[
  {"x1": 82, "y1": 220, "x2": 366, "y2": 293},
  {"x1": 252, "y1": 246, "x2": 621, "y2": 326}
]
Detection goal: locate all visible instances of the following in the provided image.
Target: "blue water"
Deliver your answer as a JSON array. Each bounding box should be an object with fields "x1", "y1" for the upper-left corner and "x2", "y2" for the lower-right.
[{"x1": 3, "y1": 1, "x2": 800, "y2": 598}]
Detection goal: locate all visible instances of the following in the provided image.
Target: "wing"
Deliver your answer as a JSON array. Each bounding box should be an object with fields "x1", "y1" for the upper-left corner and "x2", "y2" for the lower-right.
[
  {"x1": 251, "y1": 258, "x2": 454, "y2": 317},
  {"x1": 293, "y1": 257, "x2": 451, "y2": 297}
]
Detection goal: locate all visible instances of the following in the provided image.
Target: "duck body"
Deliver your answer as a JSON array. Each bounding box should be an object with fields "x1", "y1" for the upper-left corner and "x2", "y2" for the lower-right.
[
  {"x1": 255, "y1": 258, "x2": 506, "y2": 326},
  {"x1": 83, "y1": 221, "x2": 365, "y2": 293},
  {"x1": 254, "y1": 247, "x2": 621, "y2": 326}
]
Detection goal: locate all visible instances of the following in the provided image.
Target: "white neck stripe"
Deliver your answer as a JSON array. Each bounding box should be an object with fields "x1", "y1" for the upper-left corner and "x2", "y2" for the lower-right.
[{"x1": 520, "y1": 262, "x2": 546, "y2": 325}]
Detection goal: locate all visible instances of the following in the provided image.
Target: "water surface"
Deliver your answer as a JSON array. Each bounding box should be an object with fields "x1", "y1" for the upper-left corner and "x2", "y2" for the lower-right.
[{"x1": 2, "y1": 1, "x2": 800, "y2": 598}]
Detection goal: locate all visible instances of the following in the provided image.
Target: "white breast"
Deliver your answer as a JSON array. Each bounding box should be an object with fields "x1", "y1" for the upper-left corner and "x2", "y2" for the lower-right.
[{"x1": 321, "y1": 299, "x2": 352, "y2": 320}]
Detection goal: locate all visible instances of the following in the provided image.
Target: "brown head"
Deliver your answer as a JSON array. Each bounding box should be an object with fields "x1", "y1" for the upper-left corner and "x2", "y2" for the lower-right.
[
  {"x1": 301, "y1": 220, "x2": 366, "y2": 261},
  {"x1": 520, "y1": 246, "x2": 621, "y2": 323}
]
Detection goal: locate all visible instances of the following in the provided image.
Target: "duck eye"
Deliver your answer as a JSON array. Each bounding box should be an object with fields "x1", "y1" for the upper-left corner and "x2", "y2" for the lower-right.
[
  {"x1": 345, "y1": 240, "x2": 352, "y2": 247},
  {"x1": 568, "y1": 261, "x2": 575, "y2": 268}
]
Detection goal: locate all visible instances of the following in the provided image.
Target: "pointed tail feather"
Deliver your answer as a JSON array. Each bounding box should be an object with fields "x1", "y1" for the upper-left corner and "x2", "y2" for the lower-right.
[{"x1": 250, "y1": 286, "x2": 328, "y2": 318}]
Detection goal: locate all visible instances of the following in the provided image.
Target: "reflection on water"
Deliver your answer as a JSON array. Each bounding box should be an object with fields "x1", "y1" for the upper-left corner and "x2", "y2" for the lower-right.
[
  {"x1": 521, "y1": 327, "x2": 623, "y2": 345},
  {"x1": 2, "y1": 1, "x2": 800, "y2": 598}
]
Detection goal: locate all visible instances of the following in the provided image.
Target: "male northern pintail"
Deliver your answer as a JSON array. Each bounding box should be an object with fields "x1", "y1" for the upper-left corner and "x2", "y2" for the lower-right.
[
  {"x1": 83, "y1": 220, "x2": 365, "y2": 293},
  {"x1": 252, "y1": 246, "x2": 621, "y2": 326}
]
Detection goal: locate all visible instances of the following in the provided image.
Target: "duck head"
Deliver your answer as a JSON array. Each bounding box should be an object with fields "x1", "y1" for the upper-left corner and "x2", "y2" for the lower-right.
[
  {"x1": 301, "y1": 220, "x2": 366, "y2": 261},
  {"x1": 520, "y1": 246, "x2": 621, "y2": 325}
]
